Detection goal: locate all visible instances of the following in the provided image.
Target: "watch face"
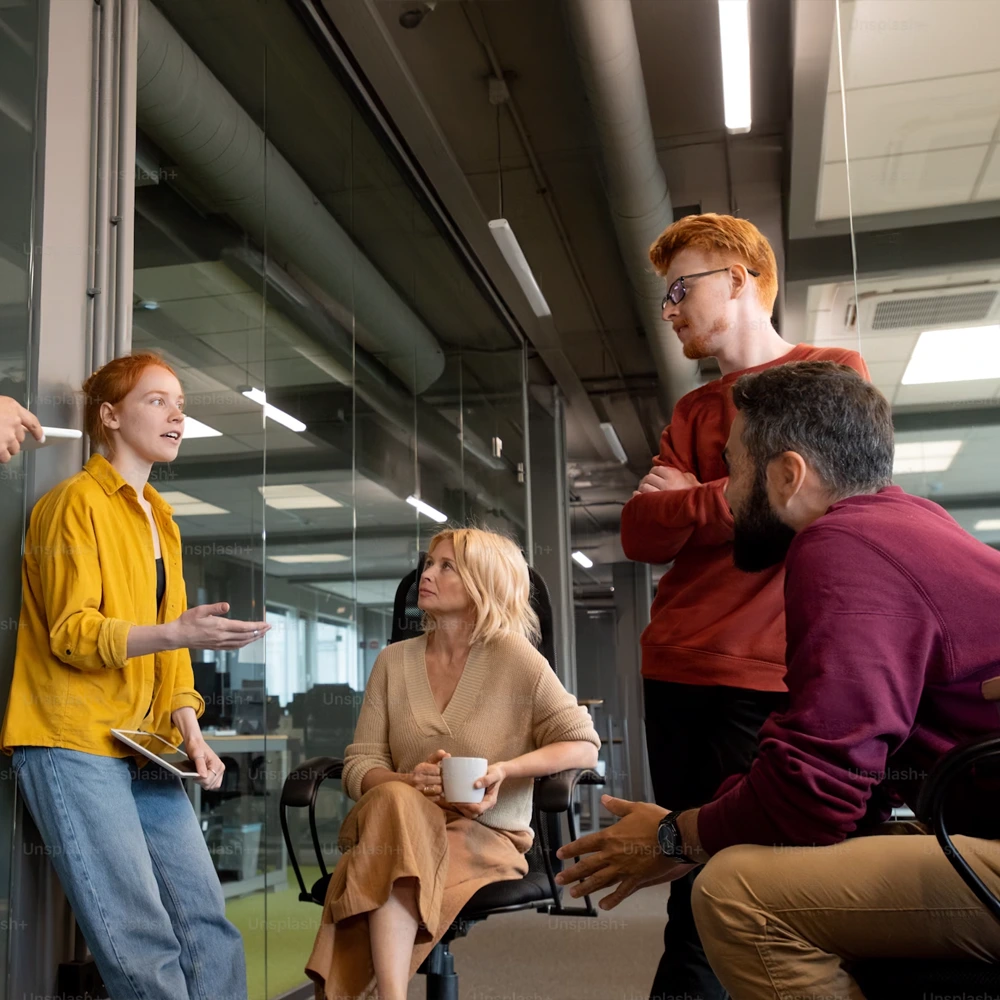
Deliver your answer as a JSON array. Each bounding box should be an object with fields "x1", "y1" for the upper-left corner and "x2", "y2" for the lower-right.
[{"x1": 658, "y1": 816, "x2": 679, "y2": 857}]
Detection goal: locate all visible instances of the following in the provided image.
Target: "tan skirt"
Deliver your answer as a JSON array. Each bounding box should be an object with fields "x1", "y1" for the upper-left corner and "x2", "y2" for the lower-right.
[{"x1": 305, "y1": 780, "x2": 532, "y2": 1000}]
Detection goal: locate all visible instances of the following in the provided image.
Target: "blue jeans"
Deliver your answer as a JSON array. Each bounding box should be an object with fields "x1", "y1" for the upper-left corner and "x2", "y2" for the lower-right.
[{"x1": 12, "y1": 747, "x2": 247, "y2": 1000}]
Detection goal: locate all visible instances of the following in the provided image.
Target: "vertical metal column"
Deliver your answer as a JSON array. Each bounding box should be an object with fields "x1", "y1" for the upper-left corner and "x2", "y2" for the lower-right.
[
  {"x1": 529, "y1": 387, "x2": 576, "y2": 691},
  {"x1": 612, "y1": 560, "x2": 654, "y2": 802}
]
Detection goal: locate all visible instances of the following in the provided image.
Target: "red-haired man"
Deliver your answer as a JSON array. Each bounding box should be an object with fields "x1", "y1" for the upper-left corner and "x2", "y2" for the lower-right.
[{"x1": 619, "y1": 214, "x2": 868, "y2": 1000}]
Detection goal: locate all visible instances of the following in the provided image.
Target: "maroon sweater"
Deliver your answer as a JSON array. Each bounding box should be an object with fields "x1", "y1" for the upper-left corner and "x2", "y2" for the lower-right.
[{"x1": 698, "y1": 486, "x2": 1000, "y2": 854}]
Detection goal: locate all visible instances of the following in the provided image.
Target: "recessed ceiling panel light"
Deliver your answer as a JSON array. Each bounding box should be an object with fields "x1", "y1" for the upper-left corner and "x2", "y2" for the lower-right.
[
  {"x1": 902, "y1": 326, "x2": 1000, "y2": 384},
  {"x1": 181, "y1": 416, "x2": 222, "y2": 439},
  {"x1": 974, "y1": 519, "x2": 1000, "y2": 532},
  {"x1": 158, "y1": 491, "x2": 230, "y2": 516},
  {"x1": 259, "y1": 484, "x2": 342, "y2": 510},
  {"x1": 572, "y1": 550, "x2": 594, "y2": 569},
  {"x1": 893, "y1": 440, "x2": 963, "y2": 475},
  {"x1": 268, "y1": 553, "x2": 351, "y2": 564}
]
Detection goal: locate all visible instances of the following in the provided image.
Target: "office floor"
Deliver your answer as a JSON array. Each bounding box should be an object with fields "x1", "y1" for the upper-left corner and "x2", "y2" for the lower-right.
[
  {"x1": 227, "y1": 869, "x2": 669, "y2": 1000},
  {"x1": 226, "y1": 866, "x2": 322, "y2": 1000},
  {"x1": 405, "y1": 883, "x2": 671, "y2": 1000}
]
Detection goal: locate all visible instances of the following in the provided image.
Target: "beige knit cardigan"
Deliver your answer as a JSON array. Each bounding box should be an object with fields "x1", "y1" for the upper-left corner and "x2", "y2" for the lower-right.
[{"x1": 341, "y1": 631, "x2": 601, "y2": 833}]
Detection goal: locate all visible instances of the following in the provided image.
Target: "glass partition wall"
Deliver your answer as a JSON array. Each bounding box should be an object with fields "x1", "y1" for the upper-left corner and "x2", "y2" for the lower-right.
[
  {"x1": 825, "y1": 0, "x2": 1000, "y2": 554},
  {"x1": 133, "y1": 2, "x2": 530, "y2": 996}
]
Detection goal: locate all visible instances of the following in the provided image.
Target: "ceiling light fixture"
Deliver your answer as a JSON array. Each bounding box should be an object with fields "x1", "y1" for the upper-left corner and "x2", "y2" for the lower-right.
[
  {"x1": 158, "y1": 490, "x2": 230, "y2": 516},
  {"x1": 268, "y1": 553, "x2": 351, "y2": 564},
  {"x1": 599, "y1": 422, "x2": 628, "y2": 464},
  {"x1": 974, "y1": 519, "x2": 1000, "y2": 532},
  {"x1": 181, "y1": 416, "x2": 222, "y2": 439},
  {"x1": 241, "y1": 387, "x2": 307, "y2": 432},
  {"x1": 406, "y1": 495, "x2": 448, "y2": 523},
  {"x1": 488, "y1": 219, "x2": 551, "y2": 318},
  {"x1": 259, "y1": 485, "x2": 342, "y2": 510},
  {"x1": 718, "y1": 0, "x2": 752, "y2": 133},
  {"x1": 571, "y1": 550, "x2": 594, "y2": 569},
  {"x1": 892, "y1": 440, "x2": 963, "y2": 475},
  {"x1": 902, "y1": 326, "x2": 1000, "y2": 384}
]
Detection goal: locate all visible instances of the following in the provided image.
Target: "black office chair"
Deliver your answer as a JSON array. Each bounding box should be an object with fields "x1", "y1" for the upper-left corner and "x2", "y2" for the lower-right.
[
  {"x1": 391, "y1": 551, "x2": 556, "y2": 668},
  {"x1": 280, "y1": 557, "x2": 602, "y2": 1000},
  {"x1": 850, "y1": 676, "x2": 1000, "y2": 996}
]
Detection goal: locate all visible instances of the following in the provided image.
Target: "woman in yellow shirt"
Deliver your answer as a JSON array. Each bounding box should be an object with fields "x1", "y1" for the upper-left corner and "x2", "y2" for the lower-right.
[{"x1": 1, "y1": 352, "x2": 269, "y2": 1000}]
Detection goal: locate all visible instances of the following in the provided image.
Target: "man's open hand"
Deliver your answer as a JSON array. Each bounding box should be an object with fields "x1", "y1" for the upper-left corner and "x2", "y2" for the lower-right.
[{"x1": 555, "y1": 796, "x2": 695, "y2": 909}]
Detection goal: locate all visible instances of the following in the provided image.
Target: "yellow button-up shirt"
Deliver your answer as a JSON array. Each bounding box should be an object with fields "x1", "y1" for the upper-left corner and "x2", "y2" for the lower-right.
[{"x1": 1, "y1": 454, "x2": 205, "y2": 756}]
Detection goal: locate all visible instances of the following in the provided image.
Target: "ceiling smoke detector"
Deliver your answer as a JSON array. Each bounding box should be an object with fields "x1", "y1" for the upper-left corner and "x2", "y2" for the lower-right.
[{"x1": 399, "y1": 1, "x2": 437, "y2": 29}]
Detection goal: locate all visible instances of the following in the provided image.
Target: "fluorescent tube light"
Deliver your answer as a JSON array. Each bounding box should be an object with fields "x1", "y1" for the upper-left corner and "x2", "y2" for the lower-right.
[
  {"x1": 181, "y1": 416, "x2": 222, "y2": 439},
  {"x1": 572, "y1": 550, "x2": 594, "y2": 569},
  {"x1": 892, "y1": 440, "x2": 963, "y2": 475},
  {"x1": 158, "y1": 490, "x2": 230, "y2": 516},
  {"x1": 488, "y1": 219, "x2": 551, "y2": 318},
  {"x1": 974, "y1": 519, "x2": 1000, "y2": 532},
  {"x1": 241, "y1": 387, "x2": 307, "y2": 432},
  {"x1": 599, "y1": 422, "x2": 628, "y2": 464},
  {"x1": 268, "y1": 553, "x2": 350, "y2": 564},
  {"x1": 406, "y1": 495, "x2": 448, "y2": 523},
  {"x1": 259, "y1": 484, "x2": 342, "y2": 510},
  {"x1": 902, "y1": 326, "x2": 1000, "y2": 384},
  {"x1": 718, "y1": 0, "x2": 752, "y2": 133}
]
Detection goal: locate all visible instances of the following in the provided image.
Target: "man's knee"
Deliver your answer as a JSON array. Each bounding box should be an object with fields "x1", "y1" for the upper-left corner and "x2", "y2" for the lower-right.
[{"x1": 691, "y1": 845, "x2": 765, "y2": 941}]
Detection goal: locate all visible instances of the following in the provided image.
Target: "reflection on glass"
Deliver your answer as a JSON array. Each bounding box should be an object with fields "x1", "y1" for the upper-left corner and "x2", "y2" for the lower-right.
[
  {"x1": 135, "y1": 0, "x2": 531, "y2": 995},
  {"x1": 0, "y1": 0, "x2": 38, "y2": 985}
]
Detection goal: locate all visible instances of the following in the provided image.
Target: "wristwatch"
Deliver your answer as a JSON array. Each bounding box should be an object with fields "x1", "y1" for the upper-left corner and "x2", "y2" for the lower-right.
[{"x1": 657, "y1": 811, "x2": 696, "y2": 864}]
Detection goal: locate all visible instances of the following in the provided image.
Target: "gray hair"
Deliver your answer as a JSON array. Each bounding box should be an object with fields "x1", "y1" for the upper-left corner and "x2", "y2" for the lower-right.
[{"x1": 731, "y1": 361, "x2": 893, "y2": 499}]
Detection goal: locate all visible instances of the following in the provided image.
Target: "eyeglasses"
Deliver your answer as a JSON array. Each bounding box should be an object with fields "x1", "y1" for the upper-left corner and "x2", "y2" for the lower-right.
[{"x1": 661, "y1": 266, "x2": 761, "y2": 310}]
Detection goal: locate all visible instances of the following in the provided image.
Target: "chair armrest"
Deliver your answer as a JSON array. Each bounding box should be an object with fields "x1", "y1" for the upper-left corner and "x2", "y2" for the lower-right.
[
  {"x1": 914, "y1": 734, "x2": 1000, "y2": 928},
  {"x1": 535, "y1": 768, "x2": 604, "y2": 813},
  {"x1": 280, "y1": 756, "x2": 343, "y2": 809},
  {"x1": 280, "y1": 756, "x2": 344, "y2": 902},
  {"x1": 915, "y1": 736, "x2": 1000, "y2": 823}
]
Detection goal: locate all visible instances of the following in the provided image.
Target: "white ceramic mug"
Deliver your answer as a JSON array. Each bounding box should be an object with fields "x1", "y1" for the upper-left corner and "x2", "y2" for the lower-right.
[{"x1": 440, "y1": 756, "x2": 488, "y2": 804}]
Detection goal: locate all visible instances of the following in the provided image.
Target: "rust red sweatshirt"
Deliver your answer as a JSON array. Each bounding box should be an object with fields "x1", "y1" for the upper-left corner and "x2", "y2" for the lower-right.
[{"x1": 620, "y1": 343, "x2": 869, "y2": 693}]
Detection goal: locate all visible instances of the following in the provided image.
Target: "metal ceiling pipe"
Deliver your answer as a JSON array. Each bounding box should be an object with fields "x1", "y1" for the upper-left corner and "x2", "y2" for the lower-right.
[
  {"x1": 564, "y1": 0, "x2": 698, "y2": 413},
  {"x1": 135, "y1": 0, "x2": 445, "y2": 394}
]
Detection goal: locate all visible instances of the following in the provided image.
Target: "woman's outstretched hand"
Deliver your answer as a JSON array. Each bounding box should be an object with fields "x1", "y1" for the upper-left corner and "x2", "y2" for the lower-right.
[
  {"x1": 410, "y1": 749, "x2": 450, "y2": 802},
  {"x1": 171, "y1": 603, "x2": 270, "y2": 651},
  {"x1": 448, "y1": 762, "x2": 507, "y2": 819}
]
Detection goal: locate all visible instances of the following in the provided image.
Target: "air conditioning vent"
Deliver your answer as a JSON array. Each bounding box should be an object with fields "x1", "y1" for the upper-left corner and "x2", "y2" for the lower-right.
[{"x1": 871, "y1": 290, "x2": 997, "y2": 331}]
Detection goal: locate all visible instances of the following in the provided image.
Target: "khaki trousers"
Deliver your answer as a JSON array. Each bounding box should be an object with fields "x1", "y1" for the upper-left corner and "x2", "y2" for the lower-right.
[{"x1": 691, "y1": 830, "x2": 1000, "y2": 1000}]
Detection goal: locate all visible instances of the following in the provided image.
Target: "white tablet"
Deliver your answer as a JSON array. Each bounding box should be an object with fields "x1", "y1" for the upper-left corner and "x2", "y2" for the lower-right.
[
  {"x1": 111, "y1": 729, "x2": 201, "y2": 779},
  {"x1": 21, "y1": 427, "x2": 83, "y2": 450}
]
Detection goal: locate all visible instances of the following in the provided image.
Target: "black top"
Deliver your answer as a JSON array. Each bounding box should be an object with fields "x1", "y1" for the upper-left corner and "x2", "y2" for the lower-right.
[{"x1": 155, "y1": 557, "x2": 165, "y2": 613}]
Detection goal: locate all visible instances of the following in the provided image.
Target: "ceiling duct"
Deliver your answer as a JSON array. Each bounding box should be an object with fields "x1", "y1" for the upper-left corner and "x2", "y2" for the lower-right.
[
  {"x1": 565, "y1": 0, "x2": 699, "y2": 414},
  {"x1": 135, "y1": 0, "x2": 445, "y2": 394}
]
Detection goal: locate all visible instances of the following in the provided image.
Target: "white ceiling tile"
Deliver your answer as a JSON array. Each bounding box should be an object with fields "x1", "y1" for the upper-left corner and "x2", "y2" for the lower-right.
[
  {"x1": 825, "y1": 74, "x2": 1000, "y2": 163},
  {"x1": 974, "y1": 145, "x2": 1000, "y2": 200},
  {"x1": 834, "y1": 1, "x2": 1000, "y2": 92},
  {"x1": 857, "y1": 334, "x2": 918, "y2": 363},
  {"x1": 818, "y1": 147, "x2": 988, "y2": 219}
]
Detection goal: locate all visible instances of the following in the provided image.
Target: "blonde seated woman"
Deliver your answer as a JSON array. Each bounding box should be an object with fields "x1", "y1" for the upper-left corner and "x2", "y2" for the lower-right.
[{"x1": 306, "y1": 527, "x2": 600, "y2": 1000}]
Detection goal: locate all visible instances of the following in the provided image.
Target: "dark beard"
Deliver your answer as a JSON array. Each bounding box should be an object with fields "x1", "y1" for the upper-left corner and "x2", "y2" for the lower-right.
[{"x1": 732, "y1": 473, "x2": 797, "y2": 572}]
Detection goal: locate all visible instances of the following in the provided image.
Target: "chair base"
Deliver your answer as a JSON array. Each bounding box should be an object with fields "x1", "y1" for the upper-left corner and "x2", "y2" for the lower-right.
[{"x1": 418, "y1": 940, "x2": 458, "y2": 1000}]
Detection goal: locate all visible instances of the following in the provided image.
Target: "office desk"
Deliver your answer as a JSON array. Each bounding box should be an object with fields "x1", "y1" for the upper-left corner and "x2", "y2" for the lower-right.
[{"x1": 187, "y1": 734, "x2": 289, "y2": 899}]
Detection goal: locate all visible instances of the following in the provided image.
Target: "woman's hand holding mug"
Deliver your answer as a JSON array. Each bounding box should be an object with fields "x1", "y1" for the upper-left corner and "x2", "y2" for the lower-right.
[
  {"x1": 448, "y1": 762, "x2": 506, "y2": 819},
  {"x1": 411, "y1": 749, "x2": 450, "y2": 801}
]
